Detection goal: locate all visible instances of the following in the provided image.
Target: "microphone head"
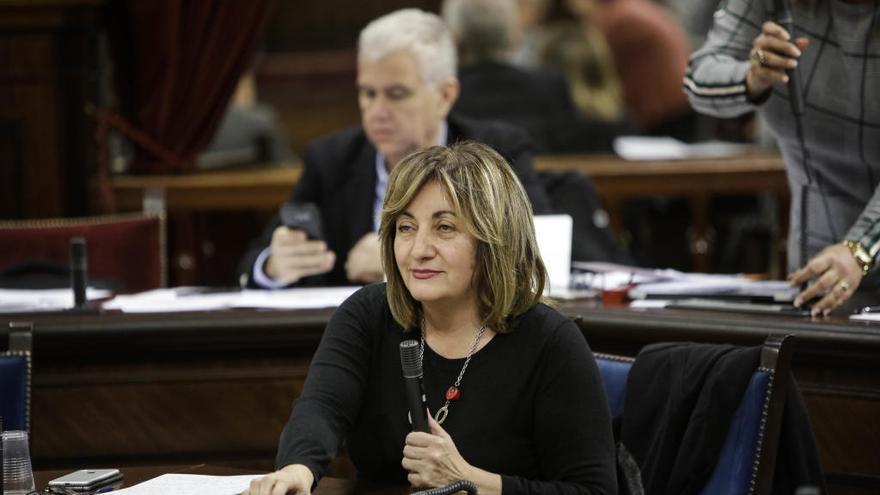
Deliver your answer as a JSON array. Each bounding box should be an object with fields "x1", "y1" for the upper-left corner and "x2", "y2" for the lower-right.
[
  {"x1": 70, "y1": 237, "x2": 87, "y2": 269},
  {"x1": 399, "y1": 339, "x2": 422, "y2": 379}
]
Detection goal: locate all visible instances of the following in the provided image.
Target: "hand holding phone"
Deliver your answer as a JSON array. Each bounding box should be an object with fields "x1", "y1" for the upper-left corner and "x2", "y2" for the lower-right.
[
  {"x1": 279, "y1": 202, "x2": 323, "y2": 240},
  {"x1": 267, "y1": 202, "x2": 334, "y2": 283}
]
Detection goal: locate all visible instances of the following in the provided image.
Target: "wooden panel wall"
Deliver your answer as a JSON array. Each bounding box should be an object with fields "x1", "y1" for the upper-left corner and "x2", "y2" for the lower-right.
[{"x1": 0, "y1": 1, "x2": 101, "y2": 219}]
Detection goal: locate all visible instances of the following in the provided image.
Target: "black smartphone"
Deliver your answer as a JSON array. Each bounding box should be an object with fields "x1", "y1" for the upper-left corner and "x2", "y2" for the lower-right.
[{"x1": 279, "y1": 202, "x2": 323, "y2": 240}]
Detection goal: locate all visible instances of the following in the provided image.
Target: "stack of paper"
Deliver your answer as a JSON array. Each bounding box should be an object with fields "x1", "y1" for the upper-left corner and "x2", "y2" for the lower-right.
[
  {"x1": 569, "y1": 262, "x2": 797, "y2": 302},
  {"x1": 103, "y1": 286, "x2": 360, "y2": 313},
  {"x1": 110, "y1": 474, "x2": 262, "y2": 495},
  {"x1": 0, "y1": 288, "x2": 111, "y2": 313},
  {"x1": 613, "y1": 136, "x2": 755, "y2": 161}
]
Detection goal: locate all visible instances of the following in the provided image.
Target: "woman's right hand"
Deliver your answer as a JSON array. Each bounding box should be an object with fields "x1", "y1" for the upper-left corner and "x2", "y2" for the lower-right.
[
  {"x1": 745, "y1": 21, "x2": 810, "y2": 100},
  {"x1": 242, "y1": 464, "x2": 314, "y2": 495}
]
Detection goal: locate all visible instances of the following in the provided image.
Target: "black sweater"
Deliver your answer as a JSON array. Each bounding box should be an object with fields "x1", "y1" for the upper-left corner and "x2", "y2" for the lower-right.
[{"x1": 276, "y1": 283, "x2": 617, "y2": 495}]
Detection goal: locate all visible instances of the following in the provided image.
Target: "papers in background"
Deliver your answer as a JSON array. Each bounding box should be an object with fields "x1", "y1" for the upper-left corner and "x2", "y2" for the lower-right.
[
  {"x1": 628, "y1": 275, "x2": 796, "y2": 302},
  {"x1": 103, "y1": 286, "x2": 360, "y2": 313},
  {"x1": 613, "y1": 136, "x2": 755, "y2": 161},
  {"x1": 849, "y1": 312, "x2": 880, "y2": 322},
  {"x1": 571, "y1": 261, "x2": 666, "y2": 291},
  {"x1": 534, "y1": 215, "x2": 572, "y2": 295},
  {"x1": 0, "y1": 288, "x2": 112, "y2": 313},
  {"x1": 110, "y1": 473, "x2": 262, "y2": 495},
  {"x1": 570, "y1": 261, "x2": 798, "y2": 302}
]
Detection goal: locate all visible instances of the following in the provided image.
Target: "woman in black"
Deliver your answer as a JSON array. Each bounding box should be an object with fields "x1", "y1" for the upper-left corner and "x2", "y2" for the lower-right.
[{"x1": 245, "y1": 142, "x2": 616, "y2": 495}]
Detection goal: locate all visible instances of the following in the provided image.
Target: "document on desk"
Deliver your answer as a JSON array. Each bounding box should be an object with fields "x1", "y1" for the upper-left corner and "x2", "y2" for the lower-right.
[
  {"x1": 613, "y1": 136, "x2": 754, "y2": 161},
  {"x1": 0, "y1": 288, "x2": 112, "y2": 313},
  {"x1": 849, "y1": 312, "x2": 880, "y2": 322},
  {"x1": 103, "y1": 286, "x2": 361, "y2": 313},
  {"x1": 110, "y1": 473, "x2": 262, "y2": 495},
  {"x1": 628, "y1": 276, "x2": 797, "y2": 302}
]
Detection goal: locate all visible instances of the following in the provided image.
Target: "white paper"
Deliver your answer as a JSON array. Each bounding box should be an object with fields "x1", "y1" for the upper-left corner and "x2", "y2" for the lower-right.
[
  {"x1": 628, "y1": 276, "x2": 796, "y2": 301},
  {"x1": 233, "y1": 287, "x2": 361, "y2": 309},
  {"x1": 629, "y1": 299, "x2": 670, "y2": 309},
  {"x1": 533, "y1": 215, "x2": 572, "y2": 294},
  {"x1": 849, "y1": 313, "x2": 880, "y2": 321},
  {"x1": 102, "y1": 286, "x2": 360, "y2": 313},
  {"x1": 110, "y1": 473, "x2": 262, "y2": 495},
  {"x1": 613, "y1": 136, "x2": 754, "y2": 161},
  {"x1": 0, "y1": 288, "x2": 112, "y2": 312}
]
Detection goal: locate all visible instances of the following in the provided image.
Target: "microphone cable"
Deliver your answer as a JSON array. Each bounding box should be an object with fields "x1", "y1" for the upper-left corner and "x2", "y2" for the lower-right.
[
  {"x1": 412, "y1": 480, "x2": 478, "y2": 495},
  {"x1": 773, "y1": 0, "x2": 838, "y2": 271}
]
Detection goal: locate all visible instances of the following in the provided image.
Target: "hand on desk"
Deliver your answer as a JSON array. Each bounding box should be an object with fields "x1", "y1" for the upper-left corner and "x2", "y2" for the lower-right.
[
  {"x1": 402, "y1": 415, "x2": 501, "y2": 495},
  {"x1": 243, "y1": 463, "x2": 313, "y2": 495},
  {"x1": 788, "y1": 243, "x2": 862, "y2": 316},
  {"x1": 266, "y1": 227, "x2": 335, "y2": 284},
  {"x1": 345, "y1": 233, "x2": 384, "y2": 283}
]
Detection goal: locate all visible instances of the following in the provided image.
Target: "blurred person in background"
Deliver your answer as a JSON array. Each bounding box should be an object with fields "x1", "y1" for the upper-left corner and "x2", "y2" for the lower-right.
[
  {"x1": 444, "y1": 0, "x2": 632, "y2": 152},
  {"x1": 237, "y1": 9, "x2": 550, "y2": 289}
]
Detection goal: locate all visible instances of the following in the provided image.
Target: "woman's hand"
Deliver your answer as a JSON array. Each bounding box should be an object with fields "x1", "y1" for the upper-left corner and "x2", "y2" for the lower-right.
[
  {"x1": 788, "y1": 243, "x2": 863, "y2": 316},
  {"x1": 242, "y1": 464, "x2": 314, "y2": 495},
  {"x1": 745, "y1": 21, "x2": 810, "y2": 100},
  {"x1": 401, "y1": 416, "x2": 501, "y2": 494}
]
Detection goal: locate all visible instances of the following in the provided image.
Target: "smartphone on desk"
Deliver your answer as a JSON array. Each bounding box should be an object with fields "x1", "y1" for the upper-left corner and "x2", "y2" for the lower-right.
[{"x1": 48, "y1": 469, "x2": 123, "y2": 492}]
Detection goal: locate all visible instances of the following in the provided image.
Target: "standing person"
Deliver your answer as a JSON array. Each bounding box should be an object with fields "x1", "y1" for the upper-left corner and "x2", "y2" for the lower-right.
[
  {"x1": 684, "y1": 0, "x2": 880, "y2": 315},
  {"x1": 243, "y1": 142, "x2": 617, "y2": 495},
  {"x1": 237, "y1": 9, "x2": 550, "y2": 289}
]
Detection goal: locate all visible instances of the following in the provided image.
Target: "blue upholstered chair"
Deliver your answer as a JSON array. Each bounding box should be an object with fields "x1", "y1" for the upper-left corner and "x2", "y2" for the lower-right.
[
  {"x1": 1, "y1": 323, "x2": 33, "y2": 432},
  {"x1": 595, "y1": 335, "x2": 791, "y2": 495}
]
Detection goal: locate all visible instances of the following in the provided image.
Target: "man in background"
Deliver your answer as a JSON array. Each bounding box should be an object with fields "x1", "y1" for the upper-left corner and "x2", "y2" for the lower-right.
[{"x1": 237, "y1": 8, "x2": 550, "y2": 288}]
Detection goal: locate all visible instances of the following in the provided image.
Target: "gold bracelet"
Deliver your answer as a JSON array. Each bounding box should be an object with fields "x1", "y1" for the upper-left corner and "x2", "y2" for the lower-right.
[{"x1": 842, "y1": 240, "x2": 873, "y2": 276}]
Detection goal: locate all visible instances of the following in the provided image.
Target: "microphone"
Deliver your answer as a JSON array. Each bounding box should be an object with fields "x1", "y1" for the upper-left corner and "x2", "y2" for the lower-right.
[
  {"x1": 70, "y1": 237, "x2": 87, "y2": 308},
  {"x1": 775, "y1": 0, "x2": 803, "y2": 116},
  {"x1": 772, "y1": 0, "x2": 837, "y2": 277},
  {"x1": 399, "y1": 339, "x2": 430, "y2": 432}
]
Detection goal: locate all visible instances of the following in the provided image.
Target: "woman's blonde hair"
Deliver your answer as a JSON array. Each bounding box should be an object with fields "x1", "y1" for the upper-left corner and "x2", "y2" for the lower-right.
[{"x1": 379, "y1": 142, "x2": 547, "y2": 333}]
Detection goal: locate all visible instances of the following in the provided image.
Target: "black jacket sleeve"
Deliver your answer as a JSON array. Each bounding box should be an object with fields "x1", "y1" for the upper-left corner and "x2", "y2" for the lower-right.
[{"x1": 275, "y1": 285, "x2": 378, "y2": 479}]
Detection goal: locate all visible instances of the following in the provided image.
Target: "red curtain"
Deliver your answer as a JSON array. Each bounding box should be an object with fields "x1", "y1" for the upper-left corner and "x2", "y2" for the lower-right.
[{"x1": 101, "y1": 0, "x2": 272, "y2": 176}]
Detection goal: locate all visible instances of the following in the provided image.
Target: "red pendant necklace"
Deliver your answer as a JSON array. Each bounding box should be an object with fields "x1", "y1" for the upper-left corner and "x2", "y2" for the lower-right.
[{"x1": 420, "y1": 323, "x2": 487, "y2": 425}]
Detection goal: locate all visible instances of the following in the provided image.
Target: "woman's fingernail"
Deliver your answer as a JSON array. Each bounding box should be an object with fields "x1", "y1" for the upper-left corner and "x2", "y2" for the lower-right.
[
  {"x1": 823, "y1": 309, "x2": 831, "y2": 317},
  {"x1": 793, "y1": 47, "x2": 802, "y2": 56},
  {"x1": 793, "y1": 298, "x2": 802, "y2": 307}
]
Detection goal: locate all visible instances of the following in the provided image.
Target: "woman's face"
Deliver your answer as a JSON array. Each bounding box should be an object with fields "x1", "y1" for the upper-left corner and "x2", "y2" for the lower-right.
[{"x1": 394, "y1": 181, "x2": 478, "y2": 308}]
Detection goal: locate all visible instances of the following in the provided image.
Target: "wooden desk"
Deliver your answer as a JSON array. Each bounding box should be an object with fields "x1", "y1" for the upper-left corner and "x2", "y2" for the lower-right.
[
  {"x1": 109, "y1": 154, "x2": 787, "y2": 211},
  {"x1": 110, "y1": 166, "x2": 303, "y2": 212},
  {"x1": 107, "y1": 153, "x2": 788, "y2": 275},
  {"x1": 10, "y1": 299, "x2": 876, "y2": 494},
  {"x1": 35, "y1": 465, "x2": 363, "y2": 494}
]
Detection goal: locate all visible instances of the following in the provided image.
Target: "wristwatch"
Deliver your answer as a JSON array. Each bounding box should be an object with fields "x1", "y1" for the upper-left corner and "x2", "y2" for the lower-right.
[{"x1": 842, "y1": 240, "x2": 874, "y2": 276}]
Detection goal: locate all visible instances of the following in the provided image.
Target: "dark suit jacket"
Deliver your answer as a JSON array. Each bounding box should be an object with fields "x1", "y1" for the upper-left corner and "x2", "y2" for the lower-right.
[
  {"x1": 238, "y1": 115, "x2": 550, "y2": 287},
  {"x1": 453, "y1": 62, "x2": 636, "y2": 153}
]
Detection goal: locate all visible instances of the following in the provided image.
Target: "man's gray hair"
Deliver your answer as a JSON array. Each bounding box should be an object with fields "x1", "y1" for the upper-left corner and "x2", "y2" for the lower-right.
[
  {"x1": 358, "y1": 8, "x2": 457, "y2": 87},
  {"x1": 442, "y1": 0, "x2": 518, "y2": 63}
]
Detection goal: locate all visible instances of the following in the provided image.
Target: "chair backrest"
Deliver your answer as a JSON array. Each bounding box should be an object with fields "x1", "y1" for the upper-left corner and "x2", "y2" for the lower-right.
[
  {"x1": 0, "y1": 212, "x2": 166, "y2": 293},
  {"x1": 594, "y1": 335, "x2": 791, "y2": 495},
  {"x1": 1, "y1": 323, "x2": 33, "y2": 432}
]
